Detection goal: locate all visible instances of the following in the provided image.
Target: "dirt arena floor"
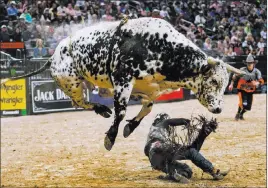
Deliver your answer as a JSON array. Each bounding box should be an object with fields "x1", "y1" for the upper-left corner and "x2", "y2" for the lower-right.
[{"x1": 1, "y1": 94, "x2": 266, "y2": 187}]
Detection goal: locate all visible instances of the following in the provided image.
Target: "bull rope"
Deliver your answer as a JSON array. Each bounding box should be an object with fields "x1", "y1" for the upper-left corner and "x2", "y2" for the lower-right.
[{"x1": 105, "y1": 16, "x2": 129, "y2": 88}]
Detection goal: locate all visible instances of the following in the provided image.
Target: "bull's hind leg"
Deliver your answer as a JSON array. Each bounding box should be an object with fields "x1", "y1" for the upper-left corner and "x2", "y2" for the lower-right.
[
  {"x1": 123, "y1": 98, "x2": 154, "y2": 137},
  {"x1": 123, "y1": 83, "x2": 160, "y2": 137},
  {"x1": 104, "y1": 75, "x2": 135, "y2": 151},
  {"x1": 53, "y1": 77, "x2": 112, "y2": 118}
]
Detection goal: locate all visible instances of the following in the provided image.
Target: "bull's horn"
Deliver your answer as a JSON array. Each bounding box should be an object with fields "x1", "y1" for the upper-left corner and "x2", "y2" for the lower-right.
[
  {"x1": 207, "y1": 57, "x2": 220, "y2": 66},
  {"x1": 207, "y1": 57, "x2": 246, "y2": 75},
  {"x1": 225, "y1": 63, "x2": 246, "y2": 75}
]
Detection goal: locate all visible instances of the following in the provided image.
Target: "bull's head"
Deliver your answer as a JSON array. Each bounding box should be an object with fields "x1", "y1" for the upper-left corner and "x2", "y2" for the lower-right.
[{"x1": 195, "y1": 57, "x2": 245, "y2": 114}]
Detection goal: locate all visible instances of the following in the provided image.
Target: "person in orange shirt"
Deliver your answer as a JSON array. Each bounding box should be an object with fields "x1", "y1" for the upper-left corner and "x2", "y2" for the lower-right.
[{"x1": 228, "y1": 53, "x2": 264, "y2": 120}]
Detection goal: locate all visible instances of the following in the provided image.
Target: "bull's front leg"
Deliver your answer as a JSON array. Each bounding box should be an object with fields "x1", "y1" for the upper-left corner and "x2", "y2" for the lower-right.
[{"x1": 104, "y1": 75, "x2": 134, "y2": 151}]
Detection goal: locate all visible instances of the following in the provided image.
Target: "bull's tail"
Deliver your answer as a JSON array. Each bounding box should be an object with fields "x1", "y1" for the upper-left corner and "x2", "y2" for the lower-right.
[{"x1": 1, "y1": 59, "x2": 52, "y2": 85}]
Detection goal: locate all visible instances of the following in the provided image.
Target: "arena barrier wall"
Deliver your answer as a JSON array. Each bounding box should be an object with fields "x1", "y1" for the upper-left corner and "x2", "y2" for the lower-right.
[
  {"x1": 0, "y1": 77, "x2": 185, "y2": 116},
  {"x1": 1, "y1": 55, "x2": 266, "y2": 116},
  {"x1": 25, "y1": 78, "x2": 185, "y2": 115}
]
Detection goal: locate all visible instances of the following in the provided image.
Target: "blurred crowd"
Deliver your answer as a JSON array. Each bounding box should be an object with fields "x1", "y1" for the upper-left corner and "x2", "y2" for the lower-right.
[{"x1": 0, "y1": 0, "x2": 267, "y2": 58}]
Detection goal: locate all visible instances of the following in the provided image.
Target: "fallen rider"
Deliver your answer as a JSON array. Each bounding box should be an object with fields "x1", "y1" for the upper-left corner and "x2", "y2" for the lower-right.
[{"x1": 144, "y1": 113, "x2": 229, "y2": 183}]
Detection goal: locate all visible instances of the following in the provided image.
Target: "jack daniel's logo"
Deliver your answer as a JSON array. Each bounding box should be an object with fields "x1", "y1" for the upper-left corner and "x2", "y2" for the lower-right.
[{"x1": 34, "y1": 89, "x2": 71, "y2": 102}]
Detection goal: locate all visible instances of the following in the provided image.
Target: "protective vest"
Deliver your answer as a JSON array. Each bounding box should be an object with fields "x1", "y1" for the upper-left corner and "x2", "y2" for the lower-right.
[{"x1": 236, "y1": 67, "x2": 264, "y2": 92}]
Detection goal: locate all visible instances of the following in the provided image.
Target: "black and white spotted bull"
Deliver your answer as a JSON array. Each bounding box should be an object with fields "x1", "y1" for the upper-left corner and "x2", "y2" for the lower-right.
[{"x1": 1, "y1": 17, "x2": 245, "y2": 151}]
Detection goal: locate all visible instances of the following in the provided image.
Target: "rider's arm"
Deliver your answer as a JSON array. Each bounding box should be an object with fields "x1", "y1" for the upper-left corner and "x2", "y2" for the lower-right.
[{"x1": 157, "y1": 118, "x2": 190, "y2": 129}]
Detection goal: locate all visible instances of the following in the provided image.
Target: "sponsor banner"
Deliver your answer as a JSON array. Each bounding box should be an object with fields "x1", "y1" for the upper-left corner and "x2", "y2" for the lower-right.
[
  {"x1": 0, "y1": 79, "x2": 26, "y2": 110},
  {"x1": 156, "y1": 88, "x2": 184, "y2": 101},
  {"x1": 1, "y1": 110, "x2": 27, "y2": 116},
  {"x1": 31, "y1": 80, "x2": 90, "y2": 113},
  {"x1": 0, "y1": 42, "x2": 24, "y2": 49},
  {"x1": 2, "y1": 110, "x2": 20, "y2": 115}
]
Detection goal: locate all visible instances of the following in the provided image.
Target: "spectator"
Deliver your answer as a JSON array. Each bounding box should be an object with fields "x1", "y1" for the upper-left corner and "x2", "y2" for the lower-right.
[
  {"x1": 203, "y1": 37, "x2": 212, "y2": 50},
  {"x1": 195, "y1": 24, "x2": 207, "y2": 40},
  {"x1": 33, "y1": 38, "x2": 47, "y2": 58},
  {"x1": 194, "y1": 11, "x2": 206, "y2": 25},
  {"x1": 40, "y1": 8, "x2": 51, "y2": 25},
  {"x1": 260, "y1": 28, "x2": 267, "y2": 40},
  {"x1": 119, "y1": 2, "x2": 127, "y2": 14},
  {"x1": 0, "y1": 0, "x2": 7, "y2": 20},
  {"x1": 186, "y1": 24, "x2": 196, "y2": 42},
  {"x1": 243, "y1": 38, "x2": 254, "y2": 52},
  {"x1": 99, "y1": 2, "x2": 106, "y2": 18},
  {"x1": 76, "y1": 0, "x2": 85, "y2": 7},
  {"x1": 224, "y1": 48, "x2": 229, "y2": 56},
  {"x1": 7, "y1": 20, "x2": 14, "y2": 35},
  {"x1": 145, "y1": 6, "x2": 151, "y2": 17},
  {"x1": 0, "y1": 25, "x2": 10, "y2": 42},
  {"x1": 244, "y1": 22, "x2": 252, "y2": 35},
  {"x1": 160, "y1": 6, "x2": 170, "y2": 20},
  {"x1": 152, "y1": 9, "x2": 161, "y2": 19},
  {"x1": 237, "y1": 26, "x2": 244, "y2": 38},
  {"x1": 234, "y1": 43, "x2": 244, "y2": 56},
  {"x1": 257, "y1": 38, "x2": 265, "y2": 55},
  {"x1": 223, "y1": 36, "x2": 230, "y2": 50},
  {"x1": 110, "y1": 2, "x2": 119, "y2": 18},
  {"x1": 215, "y1": 25, "x2": 225, "y2": 40},
  {"x1": 230, "y1": 32, "x2": 239, "y2": 46},
  {"x1": 33, "y1": 24, "x2": 43, "y2": 39},
  {"x1": 13, "y1": 27, "x2": 22, "y2": 42},
  {"x1": 22, "y1": 25, "x2": 33, "y2": 42},
  {"x1": 20, "y1": 8, "x2": 33, "y2": 23},
  {"x1": 228, "y1": 13, "x2": 235, "y2": 25},
  {"x1": 65, "y1": 3, "x2": 75, "y2": 17},
  {"x1": 206, "y1": 14, "x2": 215, "y2": 29},
  {"x1": 74, "y1": 5, "x2": 82, "y2": 17},
  {"x1": 17, "y1": 1, "x2": 24, "y2": 14},
  {"x1": 57, "y1": 2, "x2": 66, "y2": 17},
  {"x1": 7, "y1": 1, "x2": 18, "y2": 16},
  {"x1": 15, "y1": 17, "x2": 27, "y2": 33},
  {"x1": 227, "y1": 46, "x2": 236, "y2": 56},
  {"x1": 245, "y1": 33, "x2": 255, "y2": 46},
  {"x1": 49, "y1": 2, "x2": 58, "y2": 21},
  {"x1": 102, "y1": 9, "x2": 114, "y2": 21},
  {"x1": 220, "y1": 17, "x2": 228, "y2": 27},
  {"x1": 217, "y1": 40, "x2": 225, "y2": 54}
]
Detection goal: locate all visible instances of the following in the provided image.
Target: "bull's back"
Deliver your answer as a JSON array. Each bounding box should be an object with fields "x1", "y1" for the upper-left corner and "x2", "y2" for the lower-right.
[{"x1": 51, "y1": 18, "x2": 206, "y2": 88}]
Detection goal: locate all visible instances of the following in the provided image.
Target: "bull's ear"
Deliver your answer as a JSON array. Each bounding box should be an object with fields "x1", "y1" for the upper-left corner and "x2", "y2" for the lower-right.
[{"x1": 201, "y1": 64, "x2": 212, "y2": 74}]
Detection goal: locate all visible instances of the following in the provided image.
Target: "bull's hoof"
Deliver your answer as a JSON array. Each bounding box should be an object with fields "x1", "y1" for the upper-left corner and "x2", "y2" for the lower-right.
[
  {"x1": 123, "y1": 119, "x2": 140, "y2": 138},
  {"x1": 123, "y1": 124, "x2": 132, "y2": 138},
  {"x1": 93, "y1": 104, "x2": 112, "y2": 118},
  {"x1": 104, "y1": 135, "x2": 114, "y2": 151}
]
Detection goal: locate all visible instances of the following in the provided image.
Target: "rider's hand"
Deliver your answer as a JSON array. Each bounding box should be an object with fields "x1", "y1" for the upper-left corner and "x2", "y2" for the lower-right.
[
  {"x1": 252, "y1": 81, "x2": 260, "y2": 87},
  {"x1": 228, "y1": 84, "x2": 233, "y2": 91}
]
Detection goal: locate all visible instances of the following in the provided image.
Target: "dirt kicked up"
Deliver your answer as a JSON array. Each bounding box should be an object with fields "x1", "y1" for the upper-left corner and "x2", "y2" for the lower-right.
[{"x1": 1, "y1": 94, "x2": 266, "y2": 187}]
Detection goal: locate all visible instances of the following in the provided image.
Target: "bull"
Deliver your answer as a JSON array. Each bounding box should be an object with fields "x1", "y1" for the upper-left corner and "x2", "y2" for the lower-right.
[{"x1": 1, "y1": 17, "x2": 245, "y2": 151}]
